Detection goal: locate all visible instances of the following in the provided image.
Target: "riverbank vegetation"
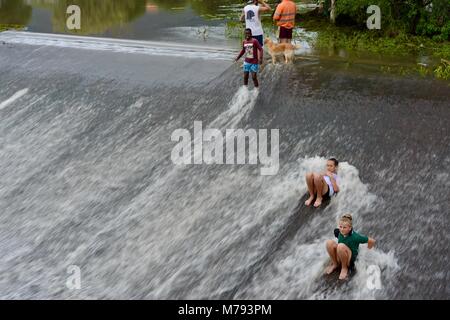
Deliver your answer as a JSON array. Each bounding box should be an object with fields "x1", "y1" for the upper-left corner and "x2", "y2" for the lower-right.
[
  {"x1": 0, "y1": 24, "x2": 26, "y2": 32},
  {"x1": 326, "y1": 0, "x2": 449, "y2": 41}
]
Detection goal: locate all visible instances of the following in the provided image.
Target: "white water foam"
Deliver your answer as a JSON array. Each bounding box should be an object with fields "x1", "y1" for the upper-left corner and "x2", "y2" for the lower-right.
[
  {"x1": 188, "y1": 86, "x2": 260, "y2": 164},
  {"x1": 209, "y1": 86, "x2": 259, "y2": 129},
  {"x1": 0, "y1": 31, "x2": 236, "y2": 61},
  {"x1": 233, "y1": 156, "x2": 399, "y2": 299},
  {"x1": 0, "y1": 88, "x2": 29, "y2": 110}
]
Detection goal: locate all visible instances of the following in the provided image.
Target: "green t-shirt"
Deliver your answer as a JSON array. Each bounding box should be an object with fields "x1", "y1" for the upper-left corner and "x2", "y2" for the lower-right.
[{"x1": 337, "y1": 230, "x2": 369, "y2": 260}]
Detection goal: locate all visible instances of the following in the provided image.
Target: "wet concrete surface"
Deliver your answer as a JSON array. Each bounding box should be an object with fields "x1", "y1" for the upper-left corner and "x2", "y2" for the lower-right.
[{"x1": 0, "y1": 33, "x2": 449, "y2": 299}]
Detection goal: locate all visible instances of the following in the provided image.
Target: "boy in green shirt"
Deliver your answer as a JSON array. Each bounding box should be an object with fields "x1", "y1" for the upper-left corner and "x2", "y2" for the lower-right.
[{"x1": 325, "y1": 214, "x2": 376, "y2": 280}]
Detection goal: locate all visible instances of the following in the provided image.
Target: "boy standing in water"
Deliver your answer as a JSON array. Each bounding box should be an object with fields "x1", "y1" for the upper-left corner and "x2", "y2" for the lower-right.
[
  {"x1": 325, "y1": 214, "x2": 376, "y2": 280},
  {"x1": 235, "y1": 28, "x2": 263, "y2": 88}
]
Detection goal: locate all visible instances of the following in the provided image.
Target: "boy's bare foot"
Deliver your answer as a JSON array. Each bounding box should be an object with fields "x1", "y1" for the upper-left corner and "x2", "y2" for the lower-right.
[
  {"x1": 305, "y1": 196, "x2": 315, "y2": 206},
  {"x1": 339, "y1": 268, "x2": 349, "y2": 280},
  {"x1": 313, "y1": 198, "x2": 322, "y2": 207},
  {"x1": 325, "y1": 263, "x2": 339, "y2": 274}
]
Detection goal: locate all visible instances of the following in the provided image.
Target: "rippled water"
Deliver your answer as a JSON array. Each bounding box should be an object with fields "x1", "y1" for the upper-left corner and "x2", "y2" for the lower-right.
[{"x1": 0, "y1": 0, "x2": 244, "y2": 46}]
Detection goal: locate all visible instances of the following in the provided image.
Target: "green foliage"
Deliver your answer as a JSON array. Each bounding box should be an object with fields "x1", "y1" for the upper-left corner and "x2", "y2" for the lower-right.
[
  {"x1": 0, "y1": 24, "x2": 26, "y2": 32},
  {"x1": 334, "y1": 0, "x2": 391, "y2": 27},
  {"x1": 225, "y1": 21, "x2": 244, "y2": 40},
  {"x1": 433, "y1": 63, "x2": 450, "y2": 80},
  {"x1": 380, "y1": 62, "x2": 450, "y2": 81},
  {"x1": 415, "y1": 0, "x2": 450, "y2": 41},
  {"x1": 310, "y1": 18, "x2": 450, "y2": 60},
  {"x1": 433, "y1": 43, "x2": 450, "y2": 59},
  {"x1": 417, "y1": 65, "x2": 431, "y2": 77},
  {"x1": 324, "y1": 0, "x2": 449, "y2": 40},
  {"x1": 0, "y1": 0, "x2": 32, "y2": 25},
  {"x1": 149, "y1": 0, "x2": 188, "y2": 10},
  {"x1": 226, "y1": 20, "x2": 278, "y2": 41},
  {"x1": 309, "y1": 18, "x2": 450, "y2": 81}
]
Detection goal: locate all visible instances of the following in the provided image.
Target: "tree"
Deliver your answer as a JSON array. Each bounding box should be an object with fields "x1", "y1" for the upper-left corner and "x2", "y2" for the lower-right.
[
  {"x1": 322, "y1": 0, "x2": 449, "y2": 39},
  {"x1": 0, "y1": 0, "x2": 32, "y2": 26}
]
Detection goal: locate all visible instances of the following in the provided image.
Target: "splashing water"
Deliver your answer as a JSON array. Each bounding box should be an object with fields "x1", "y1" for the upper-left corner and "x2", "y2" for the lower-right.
[
  {"x1": 231, "y1": 156, "x2": 399, "y2": 299},
  {"x1": 209, "y1": 86, "x2": 259, "y2": 129}
]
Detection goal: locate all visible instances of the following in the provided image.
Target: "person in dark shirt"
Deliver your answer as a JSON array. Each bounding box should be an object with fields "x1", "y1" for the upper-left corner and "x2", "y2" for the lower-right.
[
  {"x1": 325, "y1": 214, "x2": 376, "y2": 280},
  {"x1": 235, "y1": 28, "x2": 264, "y2": 88}
]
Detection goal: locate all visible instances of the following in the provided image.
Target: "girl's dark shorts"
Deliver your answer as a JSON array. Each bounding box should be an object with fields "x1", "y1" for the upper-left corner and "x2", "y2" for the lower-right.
[{"x1": 322, "y1": 189, "x2": 331, "y2": 200}]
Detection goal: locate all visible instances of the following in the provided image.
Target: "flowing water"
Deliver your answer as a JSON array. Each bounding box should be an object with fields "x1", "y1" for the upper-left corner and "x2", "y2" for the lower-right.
[{"x1": 0, "y1": 1, "x2": 449, "y2": 300}]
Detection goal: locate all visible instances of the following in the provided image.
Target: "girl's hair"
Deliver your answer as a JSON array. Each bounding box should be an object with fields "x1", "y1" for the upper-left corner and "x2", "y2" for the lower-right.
[
  {"x1": 328, "y1": 158, "x2": 339, "y2": 166},
  {"x1": 245, "y1": 28, "x2": 252, "y2": 34},
  {"x1": 339, "y1": 214, "x2": 353, "y2": 227}
]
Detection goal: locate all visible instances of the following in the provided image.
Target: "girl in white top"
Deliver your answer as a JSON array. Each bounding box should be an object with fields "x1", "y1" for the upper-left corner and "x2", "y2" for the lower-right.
[
  {"x1": 240, "y1": 0, "x2": 272, "y2": 46},
  {"x1": 305, "y1": 158, "x2": 341, "y2": 208}
]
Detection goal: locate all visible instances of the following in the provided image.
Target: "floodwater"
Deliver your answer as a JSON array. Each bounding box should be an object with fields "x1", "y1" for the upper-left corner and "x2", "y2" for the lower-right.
[
  {"x1": 0, "y1": 0, "x2": 449, "y2": 300},
  {"x1": 1, "y1": 0, "x2": 245, "y2": 46},
  {"x1": 1, "y1": 0, "x2": 442, "y2": 68}
]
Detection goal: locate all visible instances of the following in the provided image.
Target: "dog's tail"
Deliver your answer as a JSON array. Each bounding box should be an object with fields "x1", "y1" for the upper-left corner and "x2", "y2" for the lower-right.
[{"x1": 294, "y1": 44, "x2": 301, "y2": 49}]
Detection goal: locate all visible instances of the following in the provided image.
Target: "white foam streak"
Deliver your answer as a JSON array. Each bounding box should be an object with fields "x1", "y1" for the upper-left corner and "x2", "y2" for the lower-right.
[
  {"x1": 209, "y1": 86, "x2": 259, "y2": 129},
  {"x1": 0, "y1": 31, "x2": 236, "y2": 61},
  {"x1": 0, "y1": 88, "x2": 29, "y2": 110}
]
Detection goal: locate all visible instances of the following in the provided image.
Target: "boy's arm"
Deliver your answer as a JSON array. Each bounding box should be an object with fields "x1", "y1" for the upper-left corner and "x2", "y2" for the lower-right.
[
  {"x1": 236, "y1": 46, "x2": 245, "y2": 62},
  {"x1": 240, "y1": 9, "x2": 245, "y2": 22},
  {"x1": 367, "y1": 237, "x2": 376, "y2": 249}
]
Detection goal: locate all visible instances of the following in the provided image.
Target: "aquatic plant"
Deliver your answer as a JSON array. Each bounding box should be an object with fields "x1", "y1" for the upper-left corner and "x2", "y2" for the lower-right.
[
  {"x1": 0, "y1": 24, "x2": 26, "y2": 32},
  {"x1": 433, "y1": 61, "x2": 450, "y2": 80}
]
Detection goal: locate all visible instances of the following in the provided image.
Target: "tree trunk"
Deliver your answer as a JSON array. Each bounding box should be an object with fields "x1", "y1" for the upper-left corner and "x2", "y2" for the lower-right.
[{"x1": 330, "y1": 0, "x2": 336, "y2": 24}]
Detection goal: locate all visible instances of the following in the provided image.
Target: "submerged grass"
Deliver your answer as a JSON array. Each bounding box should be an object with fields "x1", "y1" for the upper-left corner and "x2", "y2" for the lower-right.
[
  {"x1": 309, "y1": 22, "x2": 450, "y2": 60},
  {"x1": 298, "y1": 18, "x2": 450, "y2": 81},
  {"x1": 0, "y1": 24, "x2": 26, "y2": 32},
  {"x1": 433, "y1": 62, "x2": 450, "y2": 80}
]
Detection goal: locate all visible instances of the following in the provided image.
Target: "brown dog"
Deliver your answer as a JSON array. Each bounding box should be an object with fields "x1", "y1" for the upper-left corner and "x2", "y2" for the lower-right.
[{"x1": 264, "y1": 38, "x2": 300, "y2": 64}]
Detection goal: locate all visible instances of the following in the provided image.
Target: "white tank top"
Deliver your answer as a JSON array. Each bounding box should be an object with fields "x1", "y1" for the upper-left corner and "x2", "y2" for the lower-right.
[
  {"x1": 323, "y1": 174, "x2": 340, "y2": 196},
  {"x1": 244, "y1": 5, "x2": 263, "y2": 36}
]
